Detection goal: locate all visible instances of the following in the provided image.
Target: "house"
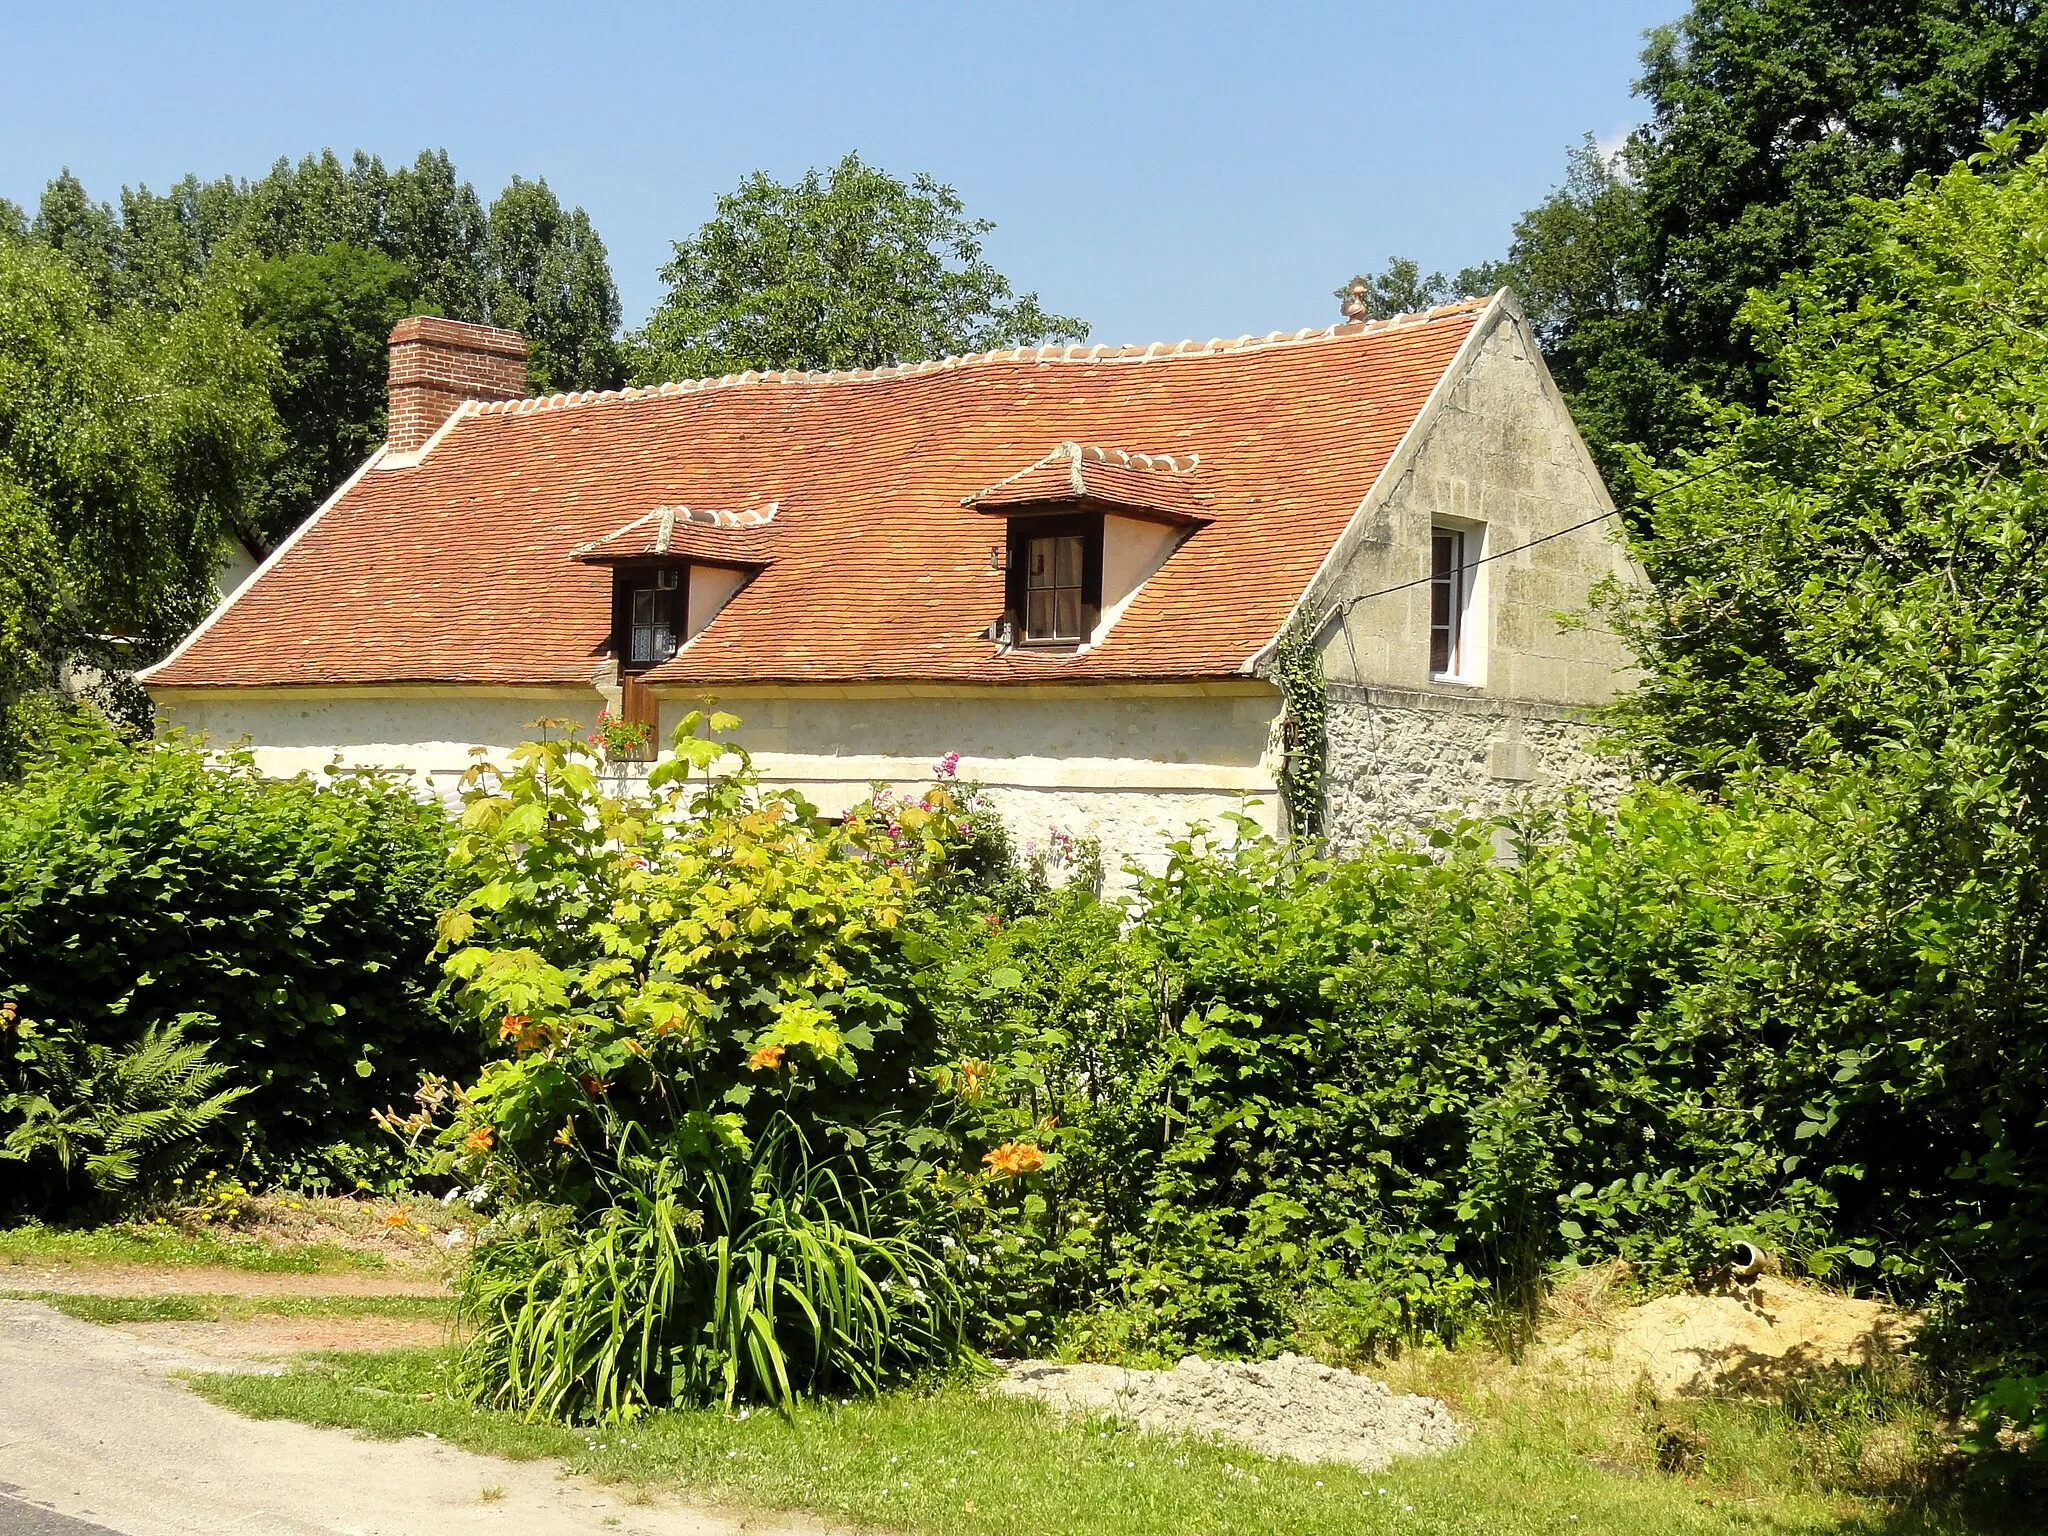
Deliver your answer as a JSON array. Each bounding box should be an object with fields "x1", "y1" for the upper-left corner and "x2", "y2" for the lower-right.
[{"x1": 141, "y1": 297, "x2": 1638, "y2": 871}]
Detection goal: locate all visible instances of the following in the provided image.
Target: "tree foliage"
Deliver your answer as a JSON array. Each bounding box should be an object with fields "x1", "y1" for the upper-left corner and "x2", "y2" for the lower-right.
[
  {"x1": 631, "y1": 153, "x2": 1085, "y2": 381},
  {"x1": 17, "y1": 149, "x2": 623, "y2": 552},
  {"x1": 1489, "y1": 0, "x2": 2048, "y2": 469},
  {"x1": 0, "y1": 238, "x2": 273, "y2": 732},
  {"x1": 245, "y1": 244, "x2": 417, "y2": 544},
  {"x1": 483, "y1": 177, "x2": 624, "y2": 396},
  {"x1": 1596, "y1": 123, "x2": 2048, "y2": 1379}
]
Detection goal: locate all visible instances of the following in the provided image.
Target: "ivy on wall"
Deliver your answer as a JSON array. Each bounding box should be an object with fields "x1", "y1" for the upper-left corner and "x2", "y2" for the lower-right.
[{"x1": 1273, "y1": 609, "x2": 1327, "y2": 840}]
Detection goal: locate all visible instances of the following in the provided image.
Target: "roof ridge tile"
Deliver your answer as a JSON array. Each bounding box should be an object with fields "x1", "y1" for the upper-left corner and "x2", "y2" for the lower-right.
[{"x1": 440, "y1": 295, "x2": 1495, "y2": 433}]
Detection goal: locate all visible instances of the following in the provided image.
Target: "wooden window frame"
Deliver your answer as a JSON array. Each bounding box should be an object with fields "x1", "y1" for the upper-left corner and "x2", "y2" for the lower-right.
[
  {"x1": 1003, "y1": 511, "x2": 1103, "y2": 647},
  {"x1": 611, "y1": 563, "x2": 689, "y2": 674}
]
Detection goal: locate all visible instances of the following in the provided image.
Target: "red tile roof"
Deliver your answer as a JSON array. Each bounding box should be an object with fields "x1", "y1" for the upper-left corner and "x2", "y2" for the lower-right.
[{"x1": 145, "y1": 299, "x2": 1490, "y2": 691}]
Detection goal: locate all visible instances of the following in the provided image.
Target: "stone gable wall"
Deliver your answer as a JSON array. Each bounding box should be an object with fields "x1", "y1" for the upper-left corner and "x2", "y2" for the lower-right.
[{"x1": 1304, "y1": 303, "x2": 1641, "y2": 848}]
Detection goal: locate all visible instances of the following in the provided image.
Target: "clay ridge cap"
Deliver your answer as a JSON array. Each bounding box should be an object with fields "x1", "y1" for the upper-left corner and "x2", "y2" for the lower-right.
[{"x1": 464, "y1": 298, "x2": 1495, "y2": 424}]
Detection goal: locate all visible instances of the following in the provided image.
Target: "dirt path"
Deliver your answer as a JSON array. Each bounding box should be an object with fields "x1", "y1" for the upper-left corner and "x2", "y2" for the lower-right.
[{"x1": 0, "y1": 1300, "x2": 829, "y2": 1536}]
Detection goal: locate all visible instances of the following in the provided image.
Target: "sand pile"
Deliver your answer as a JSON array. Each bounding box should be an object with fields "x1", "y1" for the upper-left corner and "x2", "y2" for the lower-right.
[
  {"x1": 1539, "y1": 1274, "x2": 1915, "y2": 1397},
  {"x1": 995, "y1": 1352, "x2": 1461, "y2": 1470}
]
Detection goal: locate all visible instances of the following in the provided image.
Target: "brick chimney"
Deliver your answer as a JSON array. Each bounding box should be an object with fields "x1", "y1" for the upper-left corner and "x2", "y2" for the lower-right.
[{"x1": 386, "y1": 316, "x2": 529, "y2": 452}]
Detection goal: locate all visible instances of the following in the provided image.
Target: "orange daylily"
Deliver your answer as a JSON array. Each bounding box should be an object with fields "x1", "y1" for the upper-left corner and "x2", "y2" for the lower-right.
[
  {"x1": 981, "y1": 1142, "x2": 1046, "y2": 1178},
  {"x1": 747, "y1": 1043, "x2": 786, "y2": 1072}
]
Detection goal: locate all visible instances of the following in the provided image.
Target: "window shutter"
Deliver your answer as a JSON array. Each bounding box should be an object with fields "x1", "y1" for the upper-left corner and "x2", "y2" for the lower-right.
[
  {"x1": 1004, "y1": 522, "x2": 1028, "y2": 621},
  {"x1": 609, "y1": 571, "x2": 631, "y2": 662}
]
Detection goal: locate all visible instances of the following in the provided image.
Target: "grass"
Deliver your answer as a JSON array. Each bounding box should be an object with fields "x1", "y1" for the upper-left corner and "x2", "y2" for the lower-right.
[
  {"x1": 2, "y1": 1291, "x2": 456, "y2": 1325},
  {"x1": 188, "y1": 1345, "x2": 2037, "y2": 1536},
  {"x1": 0, "y1": 1221, "x2": 378, "y2": 1273}
]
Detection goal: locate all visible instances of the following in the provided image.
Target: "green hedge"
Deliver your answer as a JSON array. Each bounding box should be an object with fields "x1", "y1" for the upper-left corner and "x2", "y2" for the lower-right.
[
  {"x1": 927, "y1": 783, "x2": 2044, "y2": 1379},
  {"x1": 0, "y1": 725, "x2": 470, "y2": 1192}
]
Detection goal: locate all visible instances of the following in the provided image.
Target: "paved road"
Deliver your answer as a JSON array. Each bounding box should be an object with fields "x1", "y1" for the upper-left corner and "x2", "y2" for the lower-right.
[
  {"x1": 0, "y1": 1492, "x2": 121, "y2": 1535},
  {"x1": 0, "y1": 1301, "x2": 819, "y2": 1536}
]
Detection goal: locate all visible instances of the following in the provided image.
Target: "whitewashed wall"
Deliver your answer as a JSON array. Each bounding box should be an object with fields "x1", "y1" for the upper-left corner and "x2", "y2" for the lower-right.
[{"x1": 151, "y1": 682, "x2": 1287, "y2": 884}]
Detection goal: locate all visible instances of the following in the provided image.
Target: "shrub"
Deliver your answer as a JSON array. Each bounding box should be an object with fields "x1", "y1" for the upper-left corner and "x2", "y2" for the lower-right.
[
  {"x1": 421, "y1": 717, "x2": 968, "y2": 1417},
  {"x1": 931, "y1": 782, "x2": 2027, "y2": 1365},
  {"x1": 0, "y1": 723, "x2": 467, "y2": 1185}
]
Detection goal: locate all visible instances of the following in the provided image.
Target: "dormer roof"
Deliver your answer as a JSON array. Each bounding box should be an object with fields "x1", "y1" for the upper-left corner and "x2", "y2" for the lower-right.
[
  {"x1": 962, "y1": 443, "x2": 1210, "y2": 523},
  {"x1": 572, "y1": 503, "x2": 780, "y2": 566}
]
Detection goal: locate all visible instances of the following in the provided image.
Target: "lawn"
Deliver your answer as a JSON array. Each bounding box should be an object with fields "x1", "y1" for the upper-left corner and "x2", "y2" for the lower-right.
[
  {"x1": 0, "y1": 1221, "x2": 379, "y2": 1274},
  {"x1": 189, "y1": 1346, "x2": 2025, "y2": 1536},
  {"x1": 2, "y1": 1291, "x2": 454, "y2": 1324}
]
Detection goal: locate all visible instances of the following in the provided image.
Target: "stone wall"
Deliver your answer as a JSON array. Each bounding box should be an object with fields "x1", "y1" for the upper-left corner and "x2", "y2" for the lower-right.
[{"x1": 1320, "y1": 684, "x2": 1630, "y2": 853}]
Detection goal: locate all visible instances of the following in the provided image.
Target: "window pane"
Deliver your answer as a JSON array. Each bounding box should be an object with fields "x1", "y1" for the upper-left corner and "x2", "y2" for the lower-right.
[
  {"x1": 632, "y1": 625, "x2": 653, "y2": 663},
  {"x1": 1028, "y1": 539, "x2": 1053, "y2": 588},
  {"x1": 632, "y1": 589, "x2": 655, "y2": 624},
  {"x1": 1055, "y1": 588, "x2": 1082, "y2": 640},
  {"x1": 1430, "y1": 529, "x2": 1463, "y2": 675},
  {"x1": 1026, "y1": 589, "x2": 1054, "y2": 639},
  {"x1": 652, "y1": 623, "x2": 675, "y2": 659},
  {"x1": 1055, "y1": 535, "x2": 1083, "y2": 588}
]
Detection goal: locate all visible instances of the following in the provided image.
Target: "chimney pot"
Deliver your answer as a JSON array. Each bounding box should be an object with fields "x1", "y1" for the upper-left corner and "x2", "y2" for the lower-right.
[{"x1": 387, "y1": 316, "x2": 529, "y2": 453}]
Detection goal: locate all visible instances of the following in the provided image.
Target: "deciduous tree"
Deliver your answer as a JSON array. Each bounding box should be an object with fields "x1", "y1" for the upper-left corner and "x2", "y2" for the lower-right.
[
  {"x1": 1495, "y1": 0, "x2": 2048, "y2": 468},
  {"x1": 632, "y1": 153, "x2": 1085, "y2": 381}
]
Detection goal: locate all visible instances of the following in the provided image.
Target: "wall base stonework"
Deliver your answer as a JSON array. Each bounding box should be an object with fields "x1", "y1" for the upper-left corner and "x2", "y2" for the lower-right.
[{"x1": 1321, "y1": 684, "x2": 1630, "y2": 852}]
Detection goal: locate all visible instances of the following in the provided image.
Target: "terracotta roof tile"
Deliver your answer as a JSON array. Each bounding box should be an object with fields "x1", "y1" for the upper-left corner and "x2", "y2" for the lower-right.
[{"x1": 145, "y1": 299, "x2": 1491, "y2": 691}]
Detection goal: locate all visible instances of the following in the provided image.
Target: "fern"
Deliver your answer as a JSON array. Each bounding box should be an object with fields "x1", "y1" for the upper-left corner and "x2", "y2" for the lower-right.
[{"x1": 2, "y1": 1015, "x2": 249, "y2": 1212}]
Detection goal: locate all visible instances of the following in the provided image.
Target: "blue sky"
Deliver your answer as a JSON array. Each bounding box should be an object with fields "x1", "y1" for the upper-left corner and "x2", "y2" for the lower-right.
[{"x1": 2, "y1": 1, "x2": 1673, "y2": 346}]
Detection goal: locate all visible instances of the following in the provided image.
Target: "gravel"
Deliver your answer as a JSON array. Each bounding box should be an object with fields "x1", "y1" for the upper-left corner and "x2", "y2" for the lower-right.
[{"x1": 995, "y1": 1351, "x2": 1461, "y2": 1471}]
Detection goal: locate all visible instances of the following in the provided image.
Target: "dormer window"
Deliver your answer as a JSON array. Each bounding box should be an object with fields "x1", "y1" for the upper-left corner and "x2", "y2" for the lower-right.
[
  {"x1": 962, "y1": 443, "x2": 1210, "y2": 653},
  {"x1": 1005, "y1": 513, "x2": 1102, "y2": 646},
  {"x1": 574, "y1": 503, "x2": 779, "y2": 673},
  {"x1": 1025, "y1": 530, "x2": 1086, "y2": 641},
  {"x1": 617, "y1": 566, "x2": 684, "y2": 670}
]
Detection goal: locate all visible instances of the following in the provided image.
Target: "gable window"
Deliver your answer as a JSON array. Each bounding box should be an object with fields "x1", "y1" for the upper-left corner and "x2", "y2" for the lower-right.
[
  {"x1": 1430, "y1": 529, "x2": 1467, "y2": 678},
  {"x1": 615, "y1": 566, "x2": 685, "y2": 669}
]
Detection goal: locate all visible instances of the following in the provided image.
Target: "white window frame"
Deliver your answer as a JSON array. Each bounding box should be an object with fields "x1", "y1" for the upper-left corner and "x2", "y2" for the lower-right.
[{"x1": 1428, "y1": 522, "x2": 1486, "y2": 685}]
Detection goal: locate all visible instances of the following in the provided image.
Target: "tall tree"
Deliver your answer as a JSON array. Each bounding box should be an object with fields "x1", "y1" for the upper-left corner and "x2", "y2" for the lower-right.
[
  {"x1": 29, "y1": 172, "x2": 122, "y2": 311},
  {"x1": 632, "y1": 152, "x2": 1086, "y2": 381},
  {"x1": 245, "y1": 244, "x2": 416, "y2": 544},
  {"x1": 383, "y1": 149, "x2": 488, "y2": 322},
  {"x1": 0, "y1": 240, "x2": 273, "y2": 743},
  {"x1": 21, "y1": 150, "x2": 623, "y2": 545},
  {"x1": 484, "y1": 176, "x2": 623, "y2": 392},
  {"x1": 1602, "y1": 131, "x2": 2048, "y2": 1366},
  {"x1": 1493, "y1": 0, "x2": 2048, "y2": 469}
]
